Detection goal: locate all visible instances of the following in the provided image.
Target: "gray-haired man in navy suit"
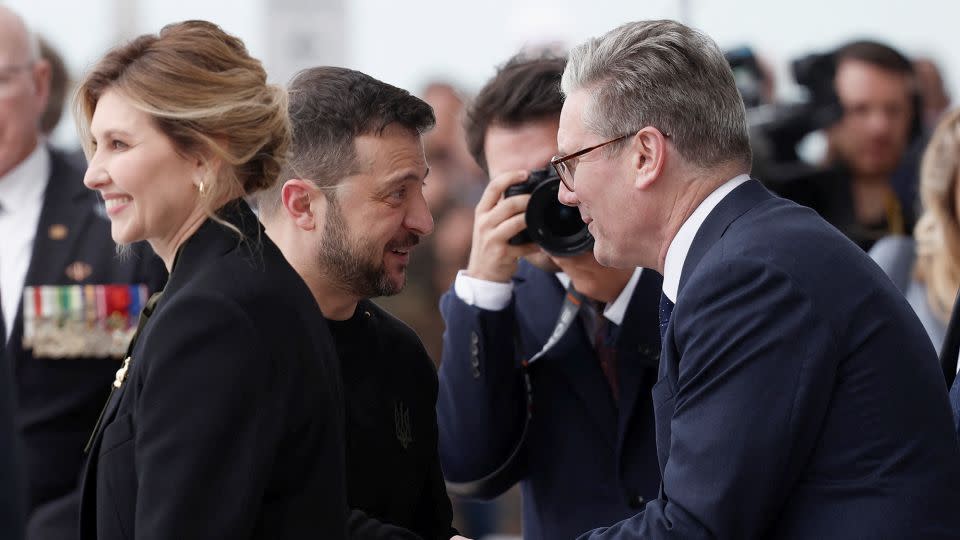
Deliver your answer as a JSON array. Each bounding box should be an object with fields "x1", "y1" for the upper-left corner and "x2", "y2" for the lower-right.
[{"x1": 556, "y1": 19, "x2": 960, "y2": 539}]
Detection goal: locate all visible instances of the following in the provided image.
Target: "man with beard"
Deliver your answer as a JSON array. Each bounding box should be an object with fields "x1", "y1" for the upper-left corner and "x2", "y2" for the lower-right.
[{"x1": 257, "y1": 66, "x2": 463, "y2": 540}]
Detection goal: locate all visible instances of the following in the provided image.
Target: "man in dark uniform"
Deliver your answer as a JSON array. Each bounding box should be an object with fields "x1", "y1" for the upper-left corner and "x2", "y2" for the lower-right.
[
  {"x1": 0, "y1": 7, "x2": 166, "y2": 539},
  {"x1": 258, "y1": 66, "x2": 463, "y2": 540}
]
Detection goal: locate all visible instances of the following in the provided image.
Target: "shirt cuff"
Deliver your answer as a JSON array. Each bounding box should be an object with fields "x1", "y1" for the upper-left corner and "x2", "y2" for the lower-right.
[{"x1": 454, "y1": 270, "x2": 513, "y2": 311}]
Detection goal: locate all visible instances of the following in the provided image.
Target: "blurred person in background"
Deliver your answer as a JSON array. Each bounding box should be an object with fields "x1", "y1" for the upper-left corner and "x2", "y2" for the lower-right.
[
  {"x1": 421, "y1": 81, "x2": 485, "y2": 213},
  {"x1": 437, "y1": 53, "x2": 663, "y2": 540},
  {"x1": 38, "y1": 37, "x2": 67, "y2": 137},
  {"x1": 824, "y1": 40, "x2": 924, "y2": 250},
  {"x1": 76, "y1": 20, "x2": 347, "y2": 539},
  {"x1": 0, "y1": 7, "x2": 165, "y2": 539},
  {"x1": 258, "y1": 66, "x2": 464, "y2": 540},
  {"x1": 871, "y1": 107, "x2": 960, "y2": 353},
  {"x1": 375, "y1": 82, "x2": 482, "y2": 364},
  {"x1": 914, "y1": 57, "x2": 951, "y2": 132}
]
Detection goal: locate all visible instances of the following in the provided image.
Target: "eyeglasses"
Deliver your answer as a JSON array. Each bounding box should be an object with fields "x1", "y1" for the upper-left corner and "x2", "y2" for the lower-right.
[
  {"x1": 551, "y1": 129, "x2": 670, "y2": 191},
  {"x1": 0, "y1": 63, "x2": 33, "y2": 98},
  {"x1": 551, "y1": 135, "x2": 629, "y2": 191}
]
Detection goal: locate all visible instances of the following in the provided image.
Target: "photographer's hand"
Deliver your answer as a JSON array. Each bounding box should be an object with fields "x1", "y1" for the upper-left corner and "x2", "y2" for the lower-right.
[{"x1": 466, "y1": 170, "x2": 540, "y2": 282}]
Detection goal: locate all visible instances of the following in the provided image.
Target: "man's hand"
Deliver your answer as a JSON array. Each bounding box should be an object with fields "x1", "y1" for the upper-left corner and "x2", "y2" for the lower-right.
[{"x1": 465, "y1": 170, "x2": 540, "y2": 282}]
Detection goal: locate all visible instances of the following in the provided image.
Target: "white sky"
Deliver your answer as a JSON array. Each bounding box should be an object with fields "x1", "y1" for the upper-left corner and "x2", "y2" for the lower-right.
[{"x1": 5, "y1": 0, "x2": 959, "y2": 145}]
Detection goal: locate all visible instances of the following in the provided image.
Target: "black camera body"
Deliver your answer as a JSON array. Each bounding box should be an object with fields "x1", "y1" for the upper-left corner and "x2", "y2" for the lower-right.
[{"x1": 503, "y1": 166, "x2": 594, "y2": 257}]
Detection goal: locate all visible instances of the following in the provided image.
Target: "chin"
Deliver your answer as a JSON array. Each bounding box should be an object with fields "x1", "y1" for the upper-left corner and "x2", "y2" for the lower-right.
[{"x1": 592, "y1": 242, "x2": 628, "y2": 270}]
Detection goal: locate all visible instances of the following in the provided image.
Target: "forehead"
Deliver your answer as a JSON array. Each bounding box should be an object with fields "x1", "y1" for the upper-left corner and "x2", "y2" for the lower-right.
[
  {"x1": 484, "y1": 117, "x2": 559, "y2": 177},
  {"x1": 835, "y1": 59, "x2": 912, "y2": 103},
  {"x1": 0, "y1": 12, "x2": 30, "y2": 64},
  {"x1": 90, "y1": 90, "x2": 153, "y2": 134},
  {"x1": 557, "y1": 90, "x2": 593, "y2": 154},
  {"x1": 352, "y1": 123, "x2": 427, "y2": 179}
]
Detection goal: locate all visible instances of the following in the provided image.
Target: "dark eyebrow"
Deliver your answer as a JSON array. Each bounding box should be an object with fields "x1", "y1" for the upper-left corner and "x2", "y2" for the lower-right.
[{"x1": 384, "y1": 166, "x2": 429, "y2": 188}]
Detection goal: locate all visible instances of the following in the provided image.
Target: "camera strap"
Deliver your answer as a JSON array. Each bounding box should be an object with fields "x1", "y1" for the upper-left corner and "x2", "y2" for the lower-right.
[{"x1": 445, "y1": 282, "x2": 587, "y2": 497}]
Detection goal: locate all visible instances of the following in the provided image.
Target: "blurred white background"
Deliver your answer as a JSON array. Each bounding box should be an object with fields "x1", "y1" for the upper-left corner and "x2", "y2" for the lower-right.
[{"x1": 5, "y1": 0, "x2": 959, "y2": 147}]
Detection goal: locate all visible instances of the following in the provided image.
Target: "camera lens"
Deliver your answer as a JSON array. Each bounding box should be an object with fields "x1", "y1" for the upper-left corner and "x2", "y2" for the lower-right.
[
  {"x1": 525, "y1": 179, "x2": 594, "y2": 257},
  {"x1": 543, "y1": 203, "x2": 584, "y2": 237}
]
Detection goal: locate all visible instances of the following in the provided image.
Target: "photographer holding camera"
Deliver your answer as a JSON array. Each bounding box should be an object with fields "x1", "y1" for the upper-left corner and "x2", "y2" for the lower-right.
[{"x1": 436, "y1": 54, "x2": 663, "y2": 540}]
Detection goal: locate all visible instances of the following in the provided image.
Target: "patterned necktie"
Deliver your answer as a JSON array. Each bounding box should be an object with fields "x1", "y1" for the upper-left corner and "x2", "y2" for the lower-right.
[
  {"x1": 593, "y1": 302, "x2": 619, "y2": 401},
  {"x1": 659, "y1": 293, "x2": 675, "y2": 343}
]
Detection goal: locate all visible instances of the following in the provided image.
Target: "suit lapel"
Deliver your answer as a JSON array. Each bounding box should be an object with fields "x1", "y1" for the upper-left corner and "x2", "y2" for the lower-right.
[
  {"x1": 515, "y1": 262, "x2": 618, "y2": 451},
  {"x1": 940, "y1": 289, "x2": 960, "y2": 388},
  {"x1": 678, "y1": 180, "x2": 774, "y2": 296},
  {"x1": 616, "y1": 269, "x2": 663, "y2": 449},
  {"x1": 23, "y1": 150, "x2": 97, "y2": 290}
]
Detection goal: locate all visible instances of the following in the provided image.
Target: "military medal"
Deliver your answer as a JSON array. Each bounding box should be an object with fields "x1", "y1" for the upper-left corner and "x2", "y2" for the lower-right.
[{"x1": 22, "y1": 283, "x2": 150, "y2": 359}]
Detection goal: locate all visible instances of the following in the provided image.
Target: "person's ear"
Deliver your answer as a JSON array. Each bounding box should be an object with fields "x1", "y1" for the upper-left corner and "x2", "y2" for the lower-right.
[
  {"x1": 30, "y1": 59, "x2": 51, "y2": 113},
  {"x1": 281, "y1": 179, "x2": 322, "y2": 231},
  {"x1": 629, "y1": 127, "x2": 669, "y2": 190}
]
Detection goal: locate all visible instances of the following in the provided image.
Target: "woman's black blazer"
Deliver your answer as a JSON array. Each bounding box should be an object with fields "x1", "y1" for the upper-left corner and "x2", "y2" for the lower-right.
[{"x1": 79, "y1": 200, "x2": 347, "y2": 540}]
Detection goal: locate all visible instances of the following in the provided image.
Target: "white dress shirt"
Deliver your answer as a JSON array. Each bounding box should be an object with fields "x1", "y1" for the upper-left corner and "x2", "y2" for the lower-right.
[
  {"x1": 454, "y1": 266, "x2": 644, "y2": 326},
  {"x1": 662, "y1": 174, "x2": 751, "y2": 304},
  {"x1": 0, "y1": 145, "x2": 50, "y2": 342}
]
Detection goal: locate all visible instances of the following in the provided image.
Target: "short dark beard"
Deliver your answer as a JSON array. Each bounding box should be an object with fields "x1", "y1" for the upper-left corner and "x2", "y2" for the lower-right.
[{"x1": 316, "y1": 199, "x2": 416, "y2": 298}]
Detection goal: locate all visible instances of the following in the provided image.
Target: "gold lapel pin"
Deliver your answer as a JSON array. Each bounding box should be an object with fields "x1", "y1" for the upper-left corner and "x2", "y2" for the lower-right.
[
  {"x1": 49, "y1": 224, "x2": 69, "y2": 240},
  {"x1": 65, "y1": 261, "x2": 93, "y2": 282},
  {"x1": 114, "y1": 357, "x2": 132, "y2": 388}
]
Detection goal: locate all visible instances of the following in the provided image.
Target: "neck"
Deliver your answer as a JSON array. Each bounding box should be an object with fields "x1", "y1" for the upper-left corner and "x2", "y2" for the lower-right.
[
  {"x1": 151, "y1": 204, "x2": 209, "y2": 271},
  {"x1": 655, "y1": 164, "x2": 745, "y2": 273},
  {"x1": 263, "y1": 218, "x2": 360, "y2": 320}
]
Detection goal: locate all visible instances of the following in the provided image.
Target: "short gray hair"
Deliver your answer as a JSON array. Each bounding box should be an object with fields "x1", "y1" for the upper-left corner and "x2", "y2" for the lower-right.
[{"x1": 561, "y1": 20, "x2": 751, "y2": 169}]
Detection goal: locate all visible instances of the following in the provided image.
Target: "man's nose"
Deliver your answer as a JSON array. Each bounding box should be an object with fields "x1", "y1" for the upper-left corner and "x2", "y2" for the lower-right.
[
  {"x1": 405, "y1": 190, "x2": 435, "y2": 236},
  {"x1": 558, "y1": 181, "x2": 580, "y2": 207}
]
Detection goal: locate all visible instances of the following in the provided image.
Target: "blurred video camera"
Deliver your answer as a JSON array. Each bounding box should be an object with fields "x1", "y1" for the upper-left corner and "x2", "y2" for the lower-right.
[
  {"x1": 726, "y1": 46, "x2": 848, "y2": 204},
  {"x1": 503, "y1": 165, "x2": 594, "y2": 257}
]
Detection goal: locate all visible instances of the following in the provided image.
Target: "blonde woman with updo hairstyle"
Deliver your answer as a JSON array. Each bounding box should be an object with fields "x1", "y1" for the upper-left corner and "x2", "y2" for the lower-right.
[
  {"x1": 870, "y1": 107, "x2": 960, "y2": 355},
  {"x1": 75, "y1": 20, "x2": 347, "y2": 539}
]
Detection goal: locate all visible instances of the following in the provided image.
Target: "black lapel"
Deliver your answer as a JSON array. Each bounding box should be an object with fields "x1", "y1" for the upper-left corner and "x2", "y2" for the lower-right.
[
  {"x1": 22, "y1": 149, "x2": 98, "y2": 295},
  {"x1": 678, "y1": 180, "x2": 774, "y2": 297},
  {"x1": 616, "y1": 269, "x2": 663, "y2": 446},
  {"x1": 940, "y1": 289, "x2": 960, "y2": 388},
  {"x1": 515, "y1": 261, "x2": 619, "y2": 451}
]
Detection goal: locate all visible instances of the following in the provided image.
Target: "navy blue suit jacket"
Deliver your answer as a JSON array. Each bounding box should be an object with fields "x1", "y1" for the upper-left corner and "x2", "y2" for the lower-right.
[
  {"x1": 0, "y1": 327, "x2": 23, "y2": 540},
  {"x1": 584, "y1": 180, "x2": 960, "y2": 539},
  {"x1": 437, "y1": 261, "x2": 662, "y2": 540}
]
